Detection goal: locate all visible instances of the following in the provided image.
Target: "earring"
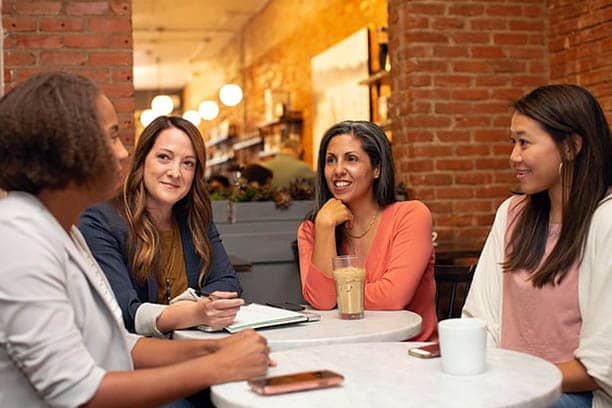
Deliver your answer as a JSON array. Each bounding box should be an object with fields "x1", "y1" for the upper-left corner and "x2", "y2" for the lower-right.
[{"x1": 558, "y1": 162, "x2": 563, "y2": 177}]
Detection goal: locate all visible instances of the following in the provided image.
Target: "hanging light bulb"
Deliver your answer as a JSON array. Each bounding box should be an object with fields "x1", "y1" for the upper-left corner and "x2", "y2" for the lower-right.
[
  {"x1": 151, "y1": 95, "x2": 174, "y2": 116},
  {"x1": 140, "y1": 109, "x2": 157, "y2": 127},
  {"x1": 198, "y1": 100, "x2": 219, "y2": 121},
  {"x1": 183, "y1": 110, "x2": 201, "y2": 126},
  {"x1": 219, "y1": 84, "x2": 243, "y2": 106}
]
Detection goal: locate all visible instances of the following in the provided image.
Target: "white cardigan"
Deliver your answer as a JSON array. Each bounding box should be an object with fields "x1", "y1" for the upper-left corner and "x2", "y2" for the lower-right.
[
  {"x1": 463, "y1": 195, "x2": 612, "y2": 407},
  {"x1": 0, "y1": 192, "x2": 141, "y2": 407}
]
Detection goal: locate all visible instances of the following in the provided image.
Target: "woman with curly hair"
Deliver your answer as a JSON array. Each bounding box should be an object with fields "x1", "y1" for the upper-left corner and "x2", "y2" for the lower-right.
[
  {"x1": 0, "y1": 72, "x2": 269, "y2": 407},
  {"x1": 79, "y1": 116, "x2": 243, "y2": 337}
]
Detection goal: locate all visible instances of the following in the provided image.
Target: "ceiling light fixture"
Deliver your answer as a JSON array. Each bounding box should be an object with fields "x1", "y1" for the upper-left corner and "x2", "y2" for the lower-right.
[
  {"x1": 140, "y1": 109, "x2": 157, "y2": 127},
  {"x1": 183, "y1": 110, "x2": 201, "y2": 126},
  {"x1": 151, "y1": 94, "x2": 174, "y2": 116},
  {"x1": 198, "y1": 100, "x2": 219, "y2": 121},
  {"x1": 219, "y1": 83, "x2": 243, "y2": 107}
]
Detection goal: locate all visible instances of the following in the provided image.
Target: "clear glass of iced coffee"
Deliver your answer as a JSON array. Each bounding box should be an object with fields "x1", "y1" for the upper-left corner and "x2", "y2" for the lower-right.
[{"x1": 332, "y1": 255, "x2": 366, "y2": 320}]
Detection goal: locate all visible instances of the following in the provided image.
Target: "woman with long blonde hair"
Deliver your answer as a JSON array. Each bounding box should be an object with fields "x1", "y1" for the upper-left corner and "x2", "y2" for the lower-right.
[{"x1": 79, "y1": 116, "x2": 242, "y2": 337}]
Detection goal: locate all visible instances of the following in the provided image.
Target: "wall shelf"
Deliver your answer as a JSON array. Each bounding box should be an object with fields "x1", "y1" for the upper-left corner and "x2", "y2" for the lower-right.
[{"x1": 358, "y1": 70, "x2": 390, "y2": 85}]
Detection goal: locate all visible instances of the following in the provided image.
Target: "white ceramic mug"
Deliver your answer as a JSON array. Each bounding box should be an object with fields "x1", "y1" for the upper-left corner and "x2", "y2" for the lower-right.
[{"x1": 438, "y1": 318, "x2": 487, "y2": 375}]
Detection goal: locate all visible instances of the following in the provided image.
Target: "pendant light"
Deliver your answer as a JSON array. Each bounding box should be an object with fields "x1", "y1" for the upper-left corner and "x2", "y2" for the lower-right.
[{"x1": 219, "y1": 83, "x2": 243, "y2": 107}]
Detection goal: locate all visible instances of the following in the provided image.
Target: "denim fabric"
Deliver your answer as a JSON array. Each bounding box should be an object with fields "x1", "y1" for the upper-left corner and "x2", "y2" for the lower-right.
[{"x1": 552, "y1": 391, "x2": 593, "y2": 408}]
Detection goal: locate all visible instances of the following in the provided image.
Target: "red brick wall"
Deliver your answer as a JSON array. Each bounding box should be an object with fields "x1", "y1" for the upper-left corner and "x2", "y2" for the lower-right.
[
  {"x1": 389, "y1": 0, "x2": 550, "y2": 246},
  {"x1": 2, "y1": 0, "x2": 135, "y2": 146},
  {"x1": 549, "y1": 0, "x2": 612, "y2": 119}
]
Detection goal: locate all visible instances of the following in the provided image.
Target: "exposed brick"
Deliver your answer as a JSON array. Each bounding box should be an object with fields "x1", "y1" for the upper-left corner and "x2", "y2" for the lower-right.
[
  {"x1": 110, "y1": 0, "x2": 131, "y2": 16},
  {"x1": 5, "y1": 50, "x2": 36, "y2": 65},
  {"x1": 3, "y1": 16, "x2": 37, "y2": 32},
  {"x1": 453, "y1": 200, "x2": 491, "y2": 213},
  {"x1": 112, "y1": 98, "x2": 136, "y2": 113},
  {"x1": 40, "y1": 51, "x2": 87, "y2": 66},
  {"x1": 434, "y1": 75, "x2": 471, "y2": 87},
  {"x1": 486, "y1": 5, "x2": 523, "y2": 17},
  {"x1": 438, "y1": 131, "x2": 474, "y2": 145},
  {"x1": 494, "y1": 33, "x2": 529, "y2": 46},
  {"x1": 89, "y1": 17, "x2": 131, "y2": 33},
  {"x1": 66, "y1": 2, "x2": 108, "y2": 16},
  {"x1": 431, "y1": 18, "x2": 465, "y2": 30},
  {"x1": 112, "y1": 68, "x2": 133, "y2": 82},
  {"x1": 452, "y1": 89, "x2": 489, "y2": 101},
  {"x1": 471, "y1": 47, "x2": 505, "y2": 59},
  {"x1": 436, "y1": 159, "x2": 474, "y2": 171},
  {"x1": 456, "y1": 145, "x2": 490, "y2": 156},
  {"x1": 39, "y1": 17, "x2": 84, "y2": 32},
  {"x1": 437, "y1": 187, "x2": 474, "y2": 199},
  {"x1": 409, "y1": 173, "x2": 453, "y2": 186},
  {"x1": 455, "y1": 172, "x2": 493, "y2": 185},
  {"x1": 449, "y1": 4, "x2": 484, "y2": 17},
  {"x1": 433, "y1": 46, "x2": 469, "y2": 58},
  {"x1": 89, "y1": 51, "x2": 132, "y2": 66},
  {"x1": 475, "y1": 158, "x2": 510, "y2": 170},
  {"x1": 15, "y1": 34, "x2": 62, "y2": 49},
  {"x1": 15, "y1": 1, "x2": 61, "y2": 15},
  {"x1": 64, "y1": 68, "x2": 110, "y2": 83},
  {"x1": 99, "y1": 83, "x2": 134, "y2": 98},
  {"x1": 64, "y1": 34, "x2": 109, "y2": 49},
  {"x1": 14, "y1": 67, "x2": 47, "y2": 82},
  {"x1": 111, "y1": 34, "x2": 132, "y2": 49}
]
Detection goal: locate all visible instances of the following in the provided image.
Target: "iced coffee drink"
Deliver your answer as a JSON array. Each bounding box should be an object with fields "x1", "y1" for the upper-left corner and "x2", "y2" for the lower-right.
[{"x1": 332, "y1": 255, "x2": 366, "y2": 320}]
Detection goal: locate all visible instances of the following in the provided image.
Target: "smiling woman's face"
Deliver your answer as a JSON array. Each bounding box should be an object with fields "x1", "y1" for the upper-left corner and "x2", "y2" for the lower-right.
[
  {"x1": 143, "y1": 126, "x2": 197, "y2": 213},
  {"x1": 324, "y1": 133, "x2": 379, "y2": 207}
]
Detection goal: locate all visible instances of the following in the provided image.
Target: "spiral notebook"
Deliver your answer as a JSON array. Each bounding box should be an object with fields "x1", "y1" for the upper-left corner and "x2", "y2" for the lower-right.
[{"x1": 197, "y1": 303, "x2": 308, "y2": 334}]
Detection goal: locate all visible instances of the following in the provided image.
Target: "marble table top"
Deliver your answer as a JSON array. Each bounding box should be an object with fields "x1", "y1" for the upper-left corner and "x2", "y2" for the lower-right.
[
  {"x1": 174, "y1": 309, "x2": 422, "y2": 352},
  {"x1": 211, "y1": 342, "x2": 562, "y2": 408}
]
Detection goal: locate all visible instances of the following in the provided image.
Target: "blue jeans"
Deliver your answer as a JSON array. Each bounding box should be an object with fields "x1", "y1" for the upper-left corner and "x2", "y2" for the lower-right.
[{"x1": 552, "y1": 391, "x2": 593, "y2": 408}]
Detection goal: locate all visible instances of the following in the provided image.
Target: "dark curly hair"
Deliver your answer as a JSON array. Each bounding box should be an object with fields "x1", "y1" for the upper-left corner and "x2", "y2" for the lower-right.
[{"x1": 0, "y1": 72, "x2": 115, "y2": 194}]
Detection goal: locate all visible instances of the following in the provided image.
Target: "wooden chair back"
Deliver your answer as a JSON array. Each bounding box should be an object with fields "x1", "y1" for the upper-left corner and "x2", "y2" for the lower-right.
[{"x1": 434, "y1": 264, "x2": 476, "y2": 320}]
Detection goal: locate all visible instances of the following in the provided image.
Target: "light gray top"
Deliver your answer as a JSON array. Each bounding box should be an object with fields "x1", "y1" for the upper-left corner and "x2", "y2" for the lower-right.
[
  {"x1": 211, "y1": 342, "x2": 562, "y2": 408},
  {"x1": 0, "y1": 192, "x2": 140, "y2": 408},
  {"x1": 174, "y1": 309, "x2": 422, "y2": 352}
]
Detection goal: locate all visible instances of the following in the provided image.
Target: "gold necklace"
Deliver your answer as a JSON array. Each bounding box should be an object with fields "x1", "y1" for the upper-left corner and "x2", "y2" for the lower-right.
[{"x1": 346, "y1": 211, "x2": 379, "y2": 239}]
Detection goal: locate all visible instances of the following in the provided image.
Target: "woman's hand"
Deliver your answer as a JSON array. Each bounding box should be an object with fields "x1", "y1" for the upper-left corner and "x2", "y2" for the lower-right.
[
  {"x1": 213, "y1": 329, "x2": 272, "y2": 381},
  {"x1": 315, "y1": 198, "x2": 353, "y2": 229},
  {"x1": 156, "y1": 291, "x2": 243, "y2": 333},
  {"x1": 198, "y1": 291, "x2": 243, "y2": 329}
]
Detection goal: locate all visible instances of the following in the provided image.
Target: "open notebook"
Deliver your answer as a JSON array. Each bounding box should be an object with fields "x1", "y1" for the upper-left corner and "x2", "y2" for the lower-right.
[{"x1": 196, "y1": 303, "x2": 308, "y2": 334}]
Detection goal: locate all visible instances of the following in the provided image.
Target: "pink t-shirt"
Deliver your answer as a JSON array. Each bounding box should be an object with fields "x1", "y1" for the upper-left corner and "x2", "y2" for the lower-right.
[{"x1": 501, "y1": 198, "x2": 581, "y2": 363}]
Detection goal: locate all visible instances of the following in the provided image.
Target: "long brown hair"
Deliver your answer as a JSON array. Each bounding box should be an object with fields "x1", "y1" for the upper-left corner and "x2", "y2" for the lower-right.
[
  {"x1": 503, "y1": 84, "x2": 612, "y2": 287},
  {"x1": 118, "y1": 116, "x2": 212, "y2": 287}
]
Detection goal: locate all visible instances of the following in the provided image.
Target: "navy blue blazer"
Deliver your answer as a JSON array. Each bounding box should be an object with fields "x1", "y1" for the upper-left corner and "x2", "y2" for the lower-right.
[{"x1": 78, "y1": 201, "x2": 242, "y2": 333}]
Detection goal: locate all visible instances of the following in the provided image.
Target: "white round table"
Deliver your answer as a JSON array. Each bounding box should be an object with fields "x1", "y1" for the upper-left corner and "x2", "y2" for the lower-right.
[
  {"x1": 211, "y1": 342, "x2": 562, "y2": 408},
  {"x1": 174, "y1": 309, "x2": 422, "y2": 352}
]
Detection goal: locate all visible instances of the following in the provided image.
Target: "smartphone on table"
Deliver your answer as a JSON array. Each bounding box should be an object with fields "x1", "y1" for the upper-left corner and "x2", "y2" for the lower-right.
[
  {"x1": 408, "y1": 343, "x2": 440, "y2": 358},
  {"x1": 248, "y1": 369, "x2": 344, "y2": 395}
]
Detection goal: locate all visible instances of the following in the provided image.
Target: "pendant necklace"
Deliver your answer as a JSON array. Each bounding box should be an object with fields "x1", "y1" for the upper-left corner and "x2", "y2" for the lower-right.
[{"x1": 346, "y1": 211, "x2": 379, "y2": 239}]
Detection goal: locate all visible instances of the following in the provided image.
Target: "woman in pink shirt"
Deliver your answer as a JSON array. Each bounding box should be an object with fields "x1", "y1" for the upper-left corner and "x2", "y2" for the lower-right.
[
  {"x1": 297, "y1": 120, "x2": 437, "y2": 341},
  {"x1": 463, "y1": 85, "x2": 612, "y2": 407}
]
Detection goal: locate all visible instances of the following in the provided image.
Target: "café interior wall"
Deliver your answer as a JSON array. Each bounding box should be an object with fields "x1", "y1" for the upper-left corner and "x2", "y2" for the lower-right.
[
  {"x1": 388, "y1": 0, "x2": 551, "y2": 246},
  {"x1": 1, "y1": 0, "x2": 135, "y2": 146},
  {"x1": 183, "y1": 0, "x2": 388, "y2": 166},
  {"x1": 548, "y1": 0, "x2": 612, "y2": 120}
]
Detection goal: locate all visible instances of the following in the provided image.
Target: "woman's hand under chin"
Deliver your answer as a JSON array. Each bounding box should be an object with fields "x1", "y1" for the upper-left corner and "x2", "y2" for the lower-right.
[{"x1": 315, "y1": 198, "x2": 354, "y2": 229}]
